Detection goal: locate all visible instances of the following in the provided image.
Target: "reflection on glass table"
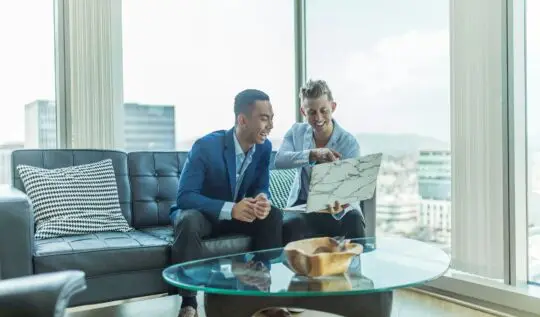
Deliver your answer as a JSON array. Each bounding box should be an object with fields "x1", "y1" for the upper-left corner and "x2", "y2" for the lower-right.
[{"x1": 163, "y1": 237, "x2": 450, "y2": 317}]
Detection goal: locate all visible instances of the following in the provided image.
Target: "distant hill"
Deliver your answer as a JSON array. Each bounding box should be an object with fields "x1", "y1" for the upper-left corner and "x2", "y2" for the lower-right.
[
  {"x1": 355, "y1": 133, "x2": 540, "y2": 157},
  {"x1": 176, "y1": 132, "x2": 540, "y2": 157},
  {"x1": 355, "y1": 133, "x2": 449, "y2": 156},
  {"x1": 176, "y1": 133, "x2": 449, "y2": 156}
]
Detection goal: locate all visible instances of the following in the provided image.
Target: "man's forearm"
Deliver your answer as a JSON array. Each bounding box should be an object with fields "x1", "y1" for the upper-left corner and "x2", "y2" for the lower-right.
[
  {"x1": 177, "y1": 191, "x2": 226, "y2": 220},
  {"x1": 274, "y1": 149, "x2": 312, "y2": 169}
]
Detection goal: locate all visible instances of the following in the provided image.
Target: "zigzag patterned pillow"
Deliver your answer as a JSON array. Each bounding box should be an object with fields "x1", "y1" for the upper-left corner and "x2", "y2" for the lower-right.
[
  {"x1": 16, "y1": 159, "x2": 133, "y2": 240},
  {"x1": 269, "y1": 169, "x2": 297, "y2": 209}
]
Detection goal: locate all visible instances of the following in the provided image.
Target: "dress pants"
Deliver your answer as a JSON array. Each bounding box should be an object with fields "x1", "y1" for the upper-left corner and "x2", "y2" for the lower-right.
[
  {"x1": 282, "y1": 199, "x2": 366, "y2": 244},
  {"x1": 171, "y1": 206, "x2": 283, "y2": 297}
]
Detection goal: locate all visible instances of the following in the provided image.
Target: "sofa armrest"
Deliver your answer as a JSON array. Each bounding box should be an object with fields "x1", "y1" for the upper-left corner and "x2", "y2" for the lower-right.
[
  {"x1": 361, "y1": 192, "x2": 377, "y2": 238},
  {"x1": 0, "y1": 185, "x2": 34, "y2": 279},
  {"x1": 0, "y1": 270, "x2": 86, "y2": 317}
]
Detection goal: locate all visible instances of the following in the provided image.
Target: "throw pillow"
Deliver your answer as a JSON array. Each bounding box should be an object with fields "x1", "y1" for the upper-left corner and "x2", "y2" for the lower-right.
[
  {"x1": 269, "y1": 169, "x2": 297, "y2": 209},
  {"x1": 16, "y1": 159, "x2": 133, "y2": 240}
]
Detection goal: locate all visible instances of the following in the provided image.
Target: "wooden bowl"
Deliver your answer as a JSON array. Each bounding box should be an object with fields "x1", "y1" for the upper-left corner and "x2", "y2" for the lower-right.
[
  {"x1": 287, "y1": 274, "x2": 353, "y2": 292},
  {"x1": 284, "y1": 237, "x2": 364, "y2": 277}
]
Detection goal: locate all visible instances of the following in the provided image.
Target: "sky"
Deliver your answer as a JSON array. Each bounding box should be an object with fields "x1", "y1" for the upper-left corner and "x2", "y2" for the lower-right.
[
  {"x1": 0, "y1": 0, "x2": 538, "y2": 147},
  {"x1": 0, "y1": 1, "x2": 55, "y2": 144}
]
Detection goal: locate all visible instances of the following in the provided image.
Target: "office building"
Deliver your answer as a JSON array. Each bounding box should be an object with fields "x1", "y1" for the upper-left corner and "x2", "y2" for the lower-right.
[
  {"x1": 376, "y1": 155, "x2": 420, "y2": 235},
  {"x1": 417, "y1": 150, "x2": 451, "y2": 244},
  {"x1": 123, "y1": 103, "x2": 175, "y2": 151},
  {"x1": 24, "y1": 100, "x2": 175, "y2": 151}
]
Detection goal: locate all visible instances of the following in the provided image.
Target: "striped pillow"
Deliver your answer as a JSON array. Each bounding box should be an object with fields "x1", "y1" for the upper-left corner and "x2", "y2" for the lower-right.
[
  {"x1": 269, "y1": 169, "x2": 297, "y2": 209},
  {"x1": 16, "y1": 159, "x2": 133, "y2": 240}
]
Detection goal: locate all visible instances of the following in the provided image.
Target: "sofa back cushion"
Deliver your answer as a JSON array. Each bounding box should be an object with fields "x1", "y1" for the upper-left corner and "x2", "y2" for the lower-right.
[
  {"x1": 11, "y1": 150, "x2": 133, "y2": 225},
  {"x1": 128, "y1": 152, "x2": 187, "y2": 228}
]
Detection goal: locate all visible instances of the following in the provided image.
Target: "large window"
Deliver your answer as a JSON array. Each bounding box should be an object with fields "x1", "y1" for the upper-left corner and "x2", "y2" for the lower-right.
[
  {"x1": 122, "y1": 0, "x2": 296, "y2": 151},
  {"x1": 0, "y1": 0, "x2": 535, "y2": 313},
  {"x1": 0, "y1": 1, "x2": 56, "y2": 184},
  {"x1": 527, "y1": 0, "x2": 540, "y2": 284},
  {"x1": 306, "y1": 0, "x2": 450, "y2": 251}
]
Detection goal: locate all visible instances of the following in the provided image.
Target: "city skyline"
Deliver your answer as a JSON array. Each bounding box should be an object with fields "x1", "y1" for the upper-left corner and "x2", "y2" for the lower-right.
[{"x1": 1, "y1": 1, "x2": 538, "y2": 146}]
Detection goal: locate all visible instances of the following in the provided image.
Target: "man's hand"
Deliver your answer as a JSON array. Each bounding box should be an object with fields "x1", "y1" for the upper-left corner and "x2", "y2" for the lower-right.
[
  {"x1": 232, "y1": 198, "x2": 257, "y2": 222},
  {"x1": 309, "y1": 148, "x2": 341, "y2": 164},
  {"x1": 253, "y1": 193, "x2": 271, "y2": 220},
  {"x1": 317, "y1": 200, "x2": 345, "y2": 214},
  {"x1": 231, "y1": 261, "x2": 271, "y2": 291}
]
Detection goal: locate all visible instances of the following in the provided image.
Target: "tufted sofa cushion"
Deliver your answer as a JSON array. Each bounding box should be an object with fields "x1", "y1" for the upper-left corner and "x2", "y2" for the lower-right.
[
  {"x1": 127, "y1": 152, "x2": 187, "y2": 228},
  {"x1": 139, "y1": 226, "x2": 252, "y2": 258},
  {"x1": 33, "y1": 231, "x2": 169, "y2": 277}
]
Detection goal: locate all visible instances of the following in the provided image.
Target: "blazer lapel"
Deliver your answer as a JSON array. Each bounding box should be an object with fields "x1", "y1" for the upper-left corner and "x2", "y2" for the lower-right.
[{"x1": 224, "y1": 129, "x2": 236, "y2": 199}]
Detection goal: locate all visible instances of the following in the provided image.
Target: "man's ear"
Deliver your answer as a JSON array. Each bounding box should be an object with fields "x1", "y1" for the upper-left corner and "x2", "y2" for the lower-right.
[
  {"x1": 300, "y1": 107, "x2": 307, "y2": 117},
  {"x1": 238, "y1": 113, "x2": 247, "y2": 126},
  {"x1": 331, "y1": 102, "x2": 337, "y2": 112}
]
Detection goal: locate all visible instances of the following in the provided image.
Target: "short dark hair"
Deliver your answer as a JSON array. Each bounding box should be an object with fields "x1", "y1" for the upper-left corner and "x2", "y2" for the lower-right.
[
  {"x1": 299, "y1": 79, "x2": 334, "y2": 101},
  {"x1": 234, "y1": 89, "x2": 270, "y2": 119}
]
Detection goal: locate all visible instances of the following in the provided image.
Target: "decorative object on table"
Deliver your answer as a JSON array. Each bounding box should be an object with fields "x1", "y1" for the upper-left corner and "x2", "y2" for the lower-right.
[
  {"x1": 284, "y1": 237, "x2": 364, "y2": 277},
  {"x1": 288, "y1": 273, "x2": 353, "y2": 292}
]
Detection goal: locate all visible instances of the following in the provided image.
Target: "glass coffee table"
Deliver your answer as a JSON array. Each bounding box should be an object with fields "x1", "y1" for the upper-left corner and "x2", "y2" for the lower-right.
[{"x1": 163, "y1": 237, "x2": 450, "y2": 317}]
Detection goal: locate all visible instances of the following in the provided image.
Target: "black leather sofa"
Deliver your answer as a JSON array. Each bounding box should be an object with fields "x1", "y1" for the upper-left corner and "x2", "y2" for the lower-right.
[
  {"x1": 0, "y1": 270, "x2": 86, "y2": 317},
  {"x1": 0, "y1": 149, "x2": 376, "y2": 307}
]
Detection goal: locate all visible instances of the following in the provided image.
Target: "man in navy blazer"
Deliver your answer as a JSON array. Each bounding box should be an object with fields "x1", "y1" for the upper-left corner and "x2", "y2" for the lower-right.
[{"x1": 170, "y1": 89, "x2": 283, "y2": 317}]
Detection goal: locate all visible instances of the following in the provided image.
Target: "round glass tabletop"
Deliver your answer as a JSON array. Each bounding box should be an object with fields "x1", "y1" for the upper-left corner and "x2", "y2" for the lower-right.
[{"x1": 162, "y1": 237, "x2": 450, "y2": 297}]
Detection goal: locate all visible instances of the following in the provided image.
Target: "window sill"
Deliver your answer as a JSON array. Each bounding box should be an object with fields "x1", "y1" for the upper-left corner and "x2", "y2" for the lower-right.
[{"x1": 419, "y1": 270, "x2": 540, "y2": 316}]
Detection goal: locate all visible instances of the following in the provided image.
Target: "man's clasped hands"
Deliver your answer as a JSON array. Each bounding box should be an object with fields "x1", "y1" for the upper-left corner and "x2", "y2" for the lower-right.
[{"x1": 232, "y1": 193, "x2": 272, "y2": 222}]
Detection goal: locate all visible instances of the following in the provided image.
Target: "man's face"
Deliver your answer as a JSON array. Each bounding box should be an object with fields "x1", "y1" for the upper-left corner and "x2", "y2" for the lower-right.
[
  {"x1": 241, "y1": 100, "x2": 274, "y2": 144},
  {"x1": 301, "y1": 95, "x2": 336, "y2": 133}
]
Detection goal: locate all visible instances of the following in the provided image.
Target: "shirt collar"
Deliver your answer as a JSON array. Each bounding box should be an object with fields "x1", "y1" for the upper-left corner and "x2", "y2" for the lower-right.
[
  {"x1": 326, "y1": 119, "x2": 342, "y2": 147},
  {"x1": 233, "y1": 130, "x2": 256, "y2": 156},
  {"x1": 307, "y1": 118, "x2": 342, "y2": 148}
]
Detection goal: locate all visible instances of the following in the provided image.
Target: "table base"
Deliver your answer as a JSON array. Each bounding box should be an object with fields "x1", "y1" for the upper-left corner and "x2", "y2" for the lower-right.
[{"x1": 204, "y1": 291, "x2": 393, "y2": 317}]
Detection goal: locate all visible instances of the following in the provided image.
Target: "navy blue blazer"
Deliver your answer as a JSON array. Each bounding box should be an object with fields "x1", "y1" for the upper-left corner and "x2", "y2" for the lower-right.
[{"x1": 171, "y1": 128, "x2": 272, "y2": 221}]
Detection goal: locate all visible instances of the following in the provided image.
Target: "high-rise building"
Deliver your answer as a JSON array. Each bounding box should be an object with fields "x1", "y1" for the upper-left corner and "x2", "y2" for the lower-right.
[
  {"x1": 25, "y1": 100, "x2": 57, "y2": 148},
  {"x1": 123, "y1": 103, "x2": 175, "y2": 151},
  {"x1": 376, "y1": 155, "x2": 420, "y2": 236},
  {"x1": 417, "y1": 150, "x2": 451, "y2": 244},
  {"x1": 24, "y1": 100, "x2": 176, "y2": 151}
]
